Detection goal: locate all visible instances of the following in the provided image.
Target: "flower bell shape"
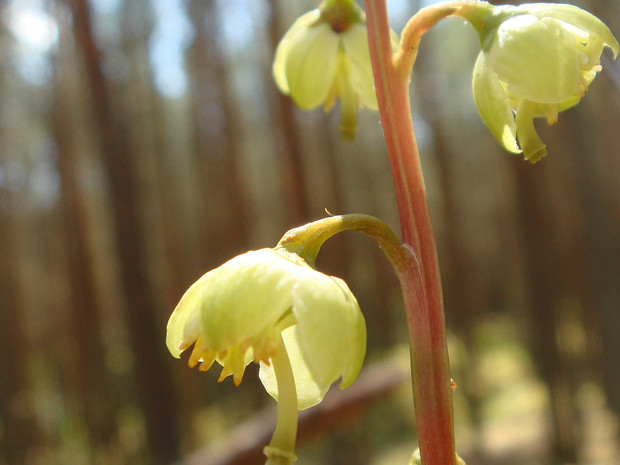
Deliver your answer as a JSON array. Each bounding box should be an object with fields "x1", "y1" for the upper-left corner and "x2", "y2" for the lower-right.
[
  {"x1": 470, "y1": 3, "x2": 618, "y2": 162},
  {"x1": 166, "y1": 246, "x2": 366, "y2": 410},
  {"x1": 272, "y1": 0, "x2": 381, "y2": 140}
]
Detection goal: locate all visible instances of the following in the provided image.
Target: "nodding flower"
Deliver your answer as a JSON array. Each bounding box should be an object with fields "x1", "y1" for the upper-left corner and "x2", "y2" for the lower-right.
[
  {"x1": 166, "y1": 246, "x2": 366, "y2": 409},
  {"x1": 467, "y1": 3, "x2": 618, "y2": 162},
  {"x1": 272, "y1": 0, "x2": 396, "y2": 140}
]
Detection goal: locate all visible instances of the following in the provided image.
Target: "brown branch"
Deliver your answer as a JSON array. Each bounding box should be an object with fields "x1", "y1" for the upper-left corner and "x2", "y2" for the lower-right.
[{"x1": 175, "y1": 360, "x2": 409, "y2": 465}]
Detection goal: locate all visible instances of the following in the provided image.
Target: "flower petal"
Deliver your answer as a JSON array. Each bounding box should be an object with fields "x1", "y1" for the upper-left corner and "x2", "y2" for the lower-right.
[
  {"x1": 515, "y1": 3, "x2": 619, "y2": 58},
  {"x1": 488, "y1": 15, "x2": 580, "y2": 103},
  {"x1": 166, "y1": 271, "x2": 212, "y2": 358},
  {"x1": 259, "y1": 326, "x2": 328, "y2": 410},
  {"x1": 340, "y1": 23, "x2": 378, "y2": 110},
  {"x1": 258, "y1": 275, "x2": 366, "y2": 410},
  {"x1": 292, "y1": 275, "x2": 366, "y2": 390},
  {"x1": 272, "y1": 9, "x2": 322, "y2": 94},
  {"x1": 472, "y1": 53, "x2": 521, "y2": 154},
  {"x1": 331, "y1": 278, "x2": 366, "y2": 389},
  {"x1": 199, "y1": 249, "x2": 302, "y2": 351},
  {"x1": 284, "y1": 22, "x2": 340, "y2": 109}
]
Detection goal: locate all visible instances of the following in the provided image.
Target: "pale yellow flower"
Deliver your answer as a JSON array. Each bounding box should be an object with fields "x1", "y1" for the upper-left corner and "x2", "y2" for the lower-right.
[
  {"x1": 471, "y1": 3, "x2": 618, "y2": 162},
  {"x1": 166, "y1": 247, "x2": 366, "y2": 409},
  {"x1": 272, "y1": 1, "x2": 388, "y2": 139}
]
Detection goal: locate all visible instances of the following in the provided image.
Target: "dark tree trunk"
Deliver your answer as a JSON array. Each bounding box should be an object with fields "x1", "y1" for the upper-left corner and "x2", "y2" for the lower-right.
[
  {"x1": 512, "y1": 158, "x2": 579, "y2": 465},
  {"x1": 265, "y1": 0, "x2": 311, "y2": 224},
  {"x1": 51, "y1": 76, "x2": 118, "y2": 454},
  {"x1": 186, "y1": 0, "x2": 251, "y2": 266},
  {"x1": 0, "y1": 209, "x2": 45, "y2": 465},
  {"x1": 67, "y1": 0, "x2": 181, "y2": 462}
]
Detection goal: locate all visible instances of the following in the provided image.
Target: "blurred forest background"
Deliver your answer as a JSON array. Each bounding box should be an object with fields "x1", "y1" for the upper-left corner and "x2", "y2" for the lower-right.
[{"x1": 1, "y1": 0, "x2": 619, "y2": 464}]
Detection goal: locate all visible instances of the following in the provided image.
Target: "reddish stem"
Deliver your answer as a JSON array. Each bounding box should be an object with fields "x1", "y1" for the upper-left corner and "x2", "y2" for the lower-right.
[{"x1": 362, "y1": 1, "x2": 456, "y2": 464}]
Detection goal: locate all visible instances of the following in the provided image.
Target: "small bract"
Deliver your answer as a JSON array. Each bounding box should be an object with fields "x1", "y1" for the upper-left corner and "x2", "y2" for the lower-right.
[
  {"x1": 166, "y1": 247, "x2": 366, "y2": 409},
  {"x1": 471, "y1": 3, "x2": 618, "y2": 162}
]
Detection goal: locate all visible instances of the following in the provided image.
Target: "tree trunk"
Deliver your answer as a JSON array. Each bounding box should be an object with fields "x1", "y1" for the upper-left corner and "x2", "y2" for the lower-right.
[
  {"x1": 67, "y1": 0, "x2": 181, "y2": 462},
  {"x1": 50, "y1": 71, "x2": 118, "y2": 455},
  {"x1": 512, "y1": 158, "x2": 579, "y2": 464},
  {"x1": 265, "y1": 0, "x2": 311, "y2": 224},
  {"x1": 186, "y1": 0, "x2": 251, "y2": 266}
]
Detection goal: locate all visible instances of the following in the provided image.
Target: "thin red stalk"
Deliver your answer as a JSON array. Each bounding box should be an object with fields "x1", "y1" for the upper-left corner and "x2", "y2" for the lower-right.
[{"x1": 363, "y1": 1, "x2": 456, "y2": 464}]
